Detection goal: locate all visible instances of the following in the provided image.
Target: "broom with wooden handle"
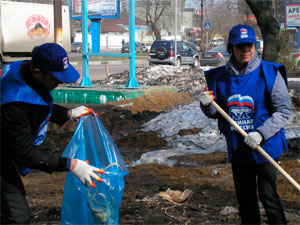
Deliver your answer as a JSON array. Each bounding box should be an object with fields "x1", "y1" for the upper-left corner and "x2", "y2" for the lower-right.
[{"x1": 210, "y1": 100, "x2": 300, "y2": 192}]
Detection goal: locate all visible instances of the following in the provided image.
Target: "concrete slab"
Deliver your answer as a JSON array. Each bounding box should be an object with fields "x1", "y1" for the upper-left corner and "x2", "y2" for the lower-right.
[{"x1": 52, "y1": 85, "x2": 177, "y2": 104}]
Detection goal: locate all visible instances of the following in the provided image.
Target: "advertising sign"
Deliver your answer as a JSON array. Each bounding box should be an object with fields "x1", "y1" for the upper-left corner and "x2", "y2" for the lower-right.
[
  {"x1": 285, "y1": 2, "x2": 300, "y2": 27},
  {"x1": 184, "y1": 0, "x2": 200, "y2": 9},
  {"x1": 71, "y1": 0, "x2": 120, "y2": 19}
]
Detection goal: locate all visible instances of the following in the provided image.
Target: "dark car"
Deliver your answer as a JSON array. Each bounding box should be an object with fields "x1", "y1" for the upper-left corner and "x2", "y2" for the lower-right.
[
  {"x1": 121, "y1": 42, "x2": 141, "y2": 53},
  {"x1": 200, "y1": 45, "x2": 231, "y2": 66},
  {"x1": 186, "y1": 42, "x2": 201, "y2": 52},
  {"x1": 148, "y1": 40, "x2": 200, "y2": 67}
]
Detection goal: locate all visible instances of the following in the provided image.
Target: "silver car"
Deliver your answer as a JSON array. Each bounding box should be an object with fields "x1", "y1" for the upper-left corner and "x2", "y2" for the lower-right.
[{"x1": 71, "y1": 42, "x2": 82, "y2": 52}]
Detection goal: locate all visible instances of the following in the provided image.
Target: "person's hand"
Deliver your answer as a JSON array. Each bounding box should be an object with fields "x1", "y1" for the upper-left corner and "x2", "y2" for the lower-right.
[
  {"x1": 69, "y1": 106, "x2": 92, "y2": 121},
  {"x1": 244, "y1": 132, "x2": 263, "y2": 149},
  {"x1": 70, "y1": 159, "x2": 104, "y2": 188},
  {"x1": 199, "y1": 87, "x2": 215, "y2": 106}
]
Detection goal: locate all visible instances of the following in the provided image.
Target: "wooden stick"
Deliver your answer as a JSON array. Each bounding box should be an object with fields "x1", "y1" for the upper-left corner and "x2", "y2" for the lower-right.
[
  {"x1": 211, "y1": 101, "x2": 300, "y2": 192},
  {"x1": 105, "y1": 64, "x2": 110, "y2": 77}
]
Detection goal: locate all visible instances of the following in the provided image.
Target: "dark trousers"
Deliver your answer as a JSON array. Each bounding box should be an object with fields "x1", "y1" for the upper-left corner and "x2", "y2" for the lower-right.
[
  {"x1": 232, "y1": 161, "x2": 287, "y2": 225},
  {"x1": 1, "y1": 191, "x2": 31, "y2": 224}
]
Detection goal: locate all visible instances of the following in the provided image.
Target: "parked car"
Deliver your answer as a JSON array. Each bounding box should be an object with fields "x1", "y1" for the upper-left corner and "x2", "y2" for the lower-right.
[
  {"x1": 71, "y1": 42, "x2": 91, "y2": 52},
  {"x1": 186, "y1": 42, "x2": 201, "y2": 52},
  {"x1": 141, "y1": 43, "x2": 148, "y2": 52},
  {"x1": 292, "y1": 48, "x2": 300, "y2": 68},
  {"x1": 289, "y1": 41, "x2": 298, "y2": 52},
  {"x1": 256, "y1": 49, "x2": 262, "y2": 59},
  {"x1": 121, "y1": 42, "x2": 141, "y2": 53},
  {"x1": 200, "y1": 45, "x2": 231, "y2": 66},
  {"x1": 145, "y1": 43, "x2": 152, "y2": 52},
  {"x1": 256, "y1": 39, "x2": 263, "y2": 53},
  {"x1": 71, "y1": 42, "x2": 82, "y2": 52},
  {"x1": 148, "y1": 40, "x2": 200, "y2": 67}
]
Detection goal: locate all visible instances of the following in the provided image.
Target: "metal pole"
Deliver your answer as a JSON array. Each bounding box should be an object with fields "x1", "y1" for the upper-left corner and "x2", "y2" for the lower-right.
[
  {"x1": 206, "y1": 30, "x2": 208, "y2": 51},
  {"x1": 174, "y1": 0, "x2": 177, "y2": 65},
  {"x1": 80, "y1": 0, "x2": 92, "y2": 87},
  {"x1": 125, "y1": 0, "x2": 139, "y2": 88},
  {"x1": 200, "y1": 0, "x2": 204, "y2": 51},
  {"x1": 91, "y1": 20, "x2": 100, "y2": 53},
  {"x1": 54, "y1": 0, "x2": 63, "y2": 46}
]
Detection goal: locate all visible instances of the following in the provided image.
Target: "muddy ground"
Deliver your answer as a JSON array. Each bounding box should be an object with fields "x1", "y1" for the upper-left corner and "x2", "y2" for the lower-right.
[{"x1": 23, "y1": 90, "x2": 300, "y2": 225}]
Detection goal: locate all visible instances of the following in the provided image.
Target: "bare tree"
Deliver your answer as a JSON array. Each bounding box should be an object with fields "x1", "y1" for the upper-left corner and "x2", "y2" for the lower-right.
[
  {"x1": 136, "y1": 0, "x2": 172, "y2": 40},
  {"x1": 245, "y1": 0, "x2": 280, "y2": 62},
  {"x1": 205, "y1": 0, "x2": 242, "y2": 46}
]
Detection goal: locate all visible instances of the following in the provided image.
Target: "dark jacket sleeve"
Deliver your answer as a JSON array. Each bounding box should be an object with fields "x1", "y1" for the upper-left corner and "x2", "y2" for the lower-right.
[
  {"x1": 51, "y1": 104, "x2": 70, "y2": 125},
  {"x1": 1, "y1": 102, "x2": 69, "y2": 172}
]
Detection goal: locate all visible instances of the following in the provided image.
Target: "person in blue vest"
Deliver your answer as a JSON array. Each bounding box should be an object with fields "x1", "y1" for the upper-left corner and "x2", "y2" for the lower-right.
[
  {"x1": 199, "y1": 24, "x2": 292, "y2": 224},
  {"x1": 0, "y1": 43, "x2": 104, "y2": 224}
]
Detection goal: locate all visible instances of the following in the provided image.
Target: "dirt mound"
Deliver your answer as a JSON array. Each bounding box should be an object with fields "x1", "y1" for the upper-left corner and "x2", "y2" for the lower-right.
[{"x1": 107, "y1": 90, "x2": 195, "y2": 114}]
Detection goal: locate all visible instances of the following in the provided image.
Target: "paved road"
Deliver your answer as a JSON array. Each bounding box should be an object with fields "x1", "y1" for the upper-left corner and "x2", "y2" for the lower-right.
[{"x1": 72, "y1": 60, "x2": 148, "y2": 81}]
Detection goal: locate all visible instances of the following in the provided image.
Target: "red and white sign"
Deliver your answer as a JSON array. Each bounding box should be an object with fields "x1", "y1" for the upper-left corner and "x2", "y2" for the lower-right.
[
  {"x1": 25, "y1": 14, "x2": 51, "y2": 39},
  {"x1": 285, "y1": 2, "x2": 300, "y2": 27}
]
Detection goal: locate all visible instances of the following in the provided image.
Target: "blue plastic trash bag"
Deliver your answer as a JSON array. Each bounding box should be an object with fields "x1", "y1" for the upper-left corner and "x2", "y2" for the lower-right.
[{"x1": 61, "y1": 112, "x2": 129, "y2": 225}]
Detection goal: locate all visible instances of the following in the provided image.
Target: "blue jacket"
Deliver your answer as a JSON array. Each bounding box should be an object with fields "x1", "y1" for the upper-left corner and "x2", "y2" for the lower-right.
[
  {"x1": 1, "y1": 61, "x2": 53, "y2": 174},
  {"x1": 203, "y1": 59, "x2": 291, "y2": 164}
]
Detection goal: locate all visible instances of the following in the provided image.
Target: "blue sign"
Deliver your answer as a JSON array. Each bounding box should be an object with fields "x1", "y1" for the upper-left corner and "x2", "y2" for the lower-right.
[
  {"x1": 71, "y1": 0, "x2": 120, "y2": 19},
  {"x1": 204, "y1": 22, "x2": 211, "y2": 31}
]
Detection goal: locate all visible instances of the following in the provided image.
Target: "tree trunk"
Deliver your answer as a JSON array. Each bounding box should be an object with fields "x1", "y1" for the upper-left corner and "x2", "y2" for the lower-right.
[
  {"x1": 246, "y1": 0, "x2": 280, "y2": 63},
  {"x1": 152, "y1": 24, "x2": 162, "y2": 40}
]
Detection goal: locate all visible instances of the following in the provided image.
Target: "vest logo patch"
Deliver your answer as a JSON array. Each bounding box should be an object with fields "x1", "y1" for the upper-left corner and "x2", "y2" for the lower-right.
[{"x1": 227, "y1": 94, "x2": 254, "y2": 131}]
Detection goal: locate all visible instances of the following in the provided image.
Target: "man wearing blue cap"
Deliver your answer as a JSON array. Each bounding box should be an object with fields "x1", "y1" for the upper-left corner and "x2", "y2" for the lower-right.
[
  {"x1": 0, "y1": 43, "x2": 104, "y2": 224},
  {"x1": 199, "y1": 25, "x2": 291, "y2": 224}
]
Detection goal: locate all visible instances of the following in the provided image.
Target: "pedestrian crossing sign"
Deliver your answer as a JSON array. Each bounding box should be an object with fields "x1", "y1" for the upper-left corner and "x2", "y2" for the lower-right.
[{"x1": 204, "y1": 22, "x2": 211, "y2": 31}]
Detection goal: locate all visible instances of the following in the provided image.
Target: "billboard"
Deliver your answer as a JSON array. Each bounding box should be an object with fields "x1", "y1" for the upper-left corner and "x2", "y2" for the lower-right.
[
  {"x1": 71, "y1": 0, "x2": 120, "y2": 19},
  {"x1": 285, "y1": 2, "x2": 300, "y2": 27},
  {"x1": 184, "y1": 0, "x2": 200, "y2": 9}
]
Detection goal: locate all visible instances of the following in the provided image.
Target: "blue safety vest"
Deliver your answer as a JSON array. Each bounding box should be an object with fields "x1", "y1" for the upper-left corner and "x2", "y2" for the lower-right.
[
  {"x1": 0, "y1": 61, "x2": 53, "y2": 175},
  {"x1": 205, "y1": 60, "x2": 288, "y2": 164}
]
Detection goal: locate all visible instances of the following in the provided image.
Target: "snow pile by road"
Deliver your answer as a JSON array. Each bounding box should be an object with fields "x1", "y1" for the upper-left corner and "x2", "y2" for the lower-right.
[{"x1": 95, "y1": 65, "x2": 207, "y2": 95}]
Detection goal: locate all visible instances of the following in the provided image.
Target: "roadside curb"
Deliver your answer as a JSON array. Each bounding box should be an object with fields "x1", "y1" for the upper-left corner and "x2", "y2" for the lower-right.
[
  {"x1": 288, "y1": 78, "x2": 300, "y2": 82},
  {"x1": 70, "y1": 60, "x2": 146, "y2": 65}
]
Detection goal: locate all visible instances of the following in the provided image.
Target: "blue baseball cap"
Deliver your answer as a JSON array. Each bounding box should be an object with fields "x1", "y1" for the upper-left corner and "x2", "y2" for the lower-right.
[
  {"x1": 32, "y1": 43, "x2": 80, "y2": 83},
  {"x1": 228, "y1": 24, "x2": 257, "y2": 45}
]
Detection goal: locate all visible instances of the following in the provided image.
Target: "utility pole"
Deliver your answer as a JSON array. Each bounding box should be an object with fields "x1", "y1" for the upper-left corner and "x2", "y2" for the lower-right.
[
  {"x1": 175, "y1": 0, "x2": 177, "y2": 62},
  {"x1": 200, "y1": 0, "x2": 204, "y2": 51},
  {"x1": 54, "y1": 0, "x2": 63, "y2": 46}
]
